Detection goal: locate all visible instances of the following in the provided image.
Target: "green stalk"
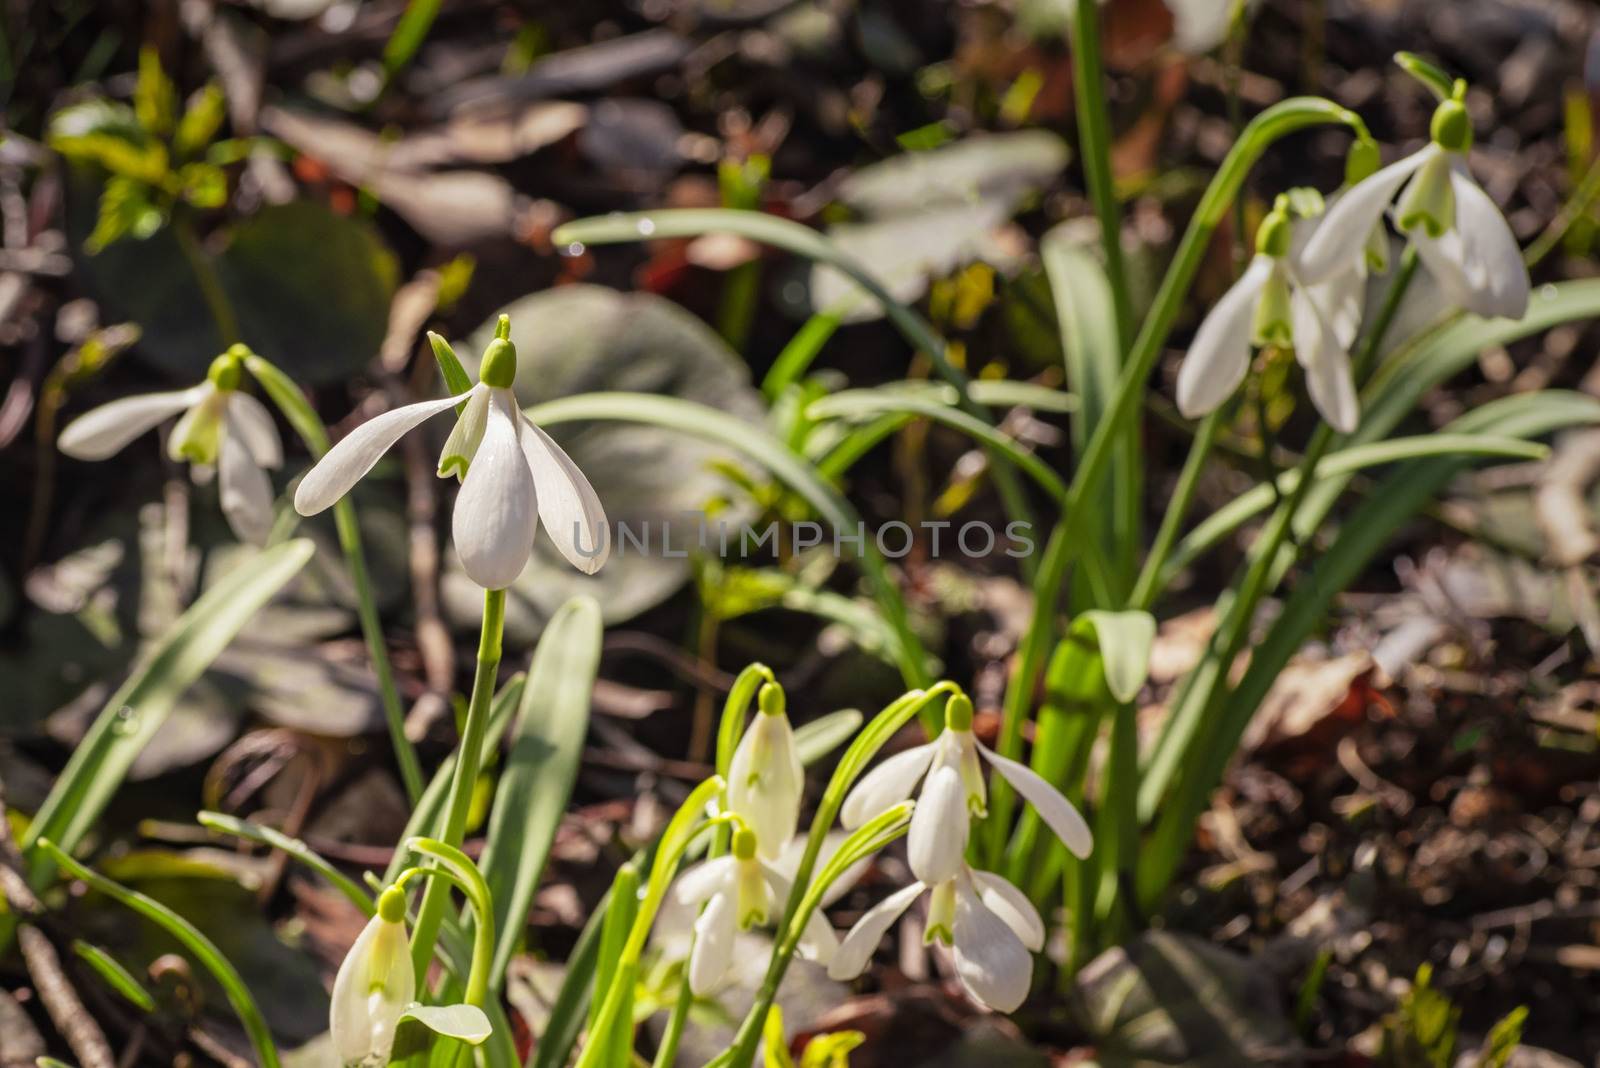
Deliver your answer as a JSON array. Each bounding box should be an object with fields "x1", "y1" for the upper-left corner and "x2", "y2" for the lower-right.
[
  {"x1": 244, "y1": 354, "x2": 425, "y2": 804},
  {"x1": 411, "y1": 587, "x2": 506, "y2": 983},
  {"x1": 1070, "y1": 0, "x2": 1133, "y2": 346},
  {"x1": 1135, "y1": 250, "x2": 1421, "y2": 910},
  {"x1": 402, "y1": 839, "x2": 496, "y2": 1009},
  {"x1": 1130, "y1": 408, "x2": 1223, "y2": 609},
  {"x1": 987, "y1": 97, "x2": 1365, "y2": 851},
  {"x1": 173, "y1": 215, "x2": 239, "y2": 346}
]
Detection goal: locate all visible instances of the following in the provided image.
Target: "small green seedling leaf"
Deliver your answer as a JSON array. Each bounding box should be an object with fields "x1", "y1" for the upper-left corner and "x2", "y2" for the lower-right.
[
  {"x1": 71, "y1": 941, "x2": 156, "y2": 1012},
  {"x1": 400, "y1": 1003, "x2": 493, "y2": 1045},
  {"x1": 1076, "y1": 609, "x2": 1157, "y2": 704}
]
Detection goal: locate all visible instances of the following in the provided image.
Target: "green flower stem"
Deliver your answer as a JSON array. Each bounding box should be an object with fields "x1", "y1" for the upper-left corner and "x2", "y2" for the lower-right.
[
  {"x1": 986, "y1": 96, "x2": 1366, "y2": 859},
  {"x1": 244, "y1": 354, "x2": 425, "y2": 805},
  {"x1": 1129, "y1": 408, "x2": 1223, "y2": 609},
  {"x1": 411, "y1": 587, "x2": 506, "y2": 984},
  {"x1": 173, "y1": 215, "x2": 240, "y2": 346},
  {"x1": 577, "y1": 778, "x2": 726, "y2": 1068},
  {"x1": 400, "y1": 839, "x2": 496, "y2": 1009},
  {"x1": 1135, "y1": 249, "x2": 1421, "y2": 910},
  {"x1": 38, "y1": 840, "x2": 280, "y2": 1068}
]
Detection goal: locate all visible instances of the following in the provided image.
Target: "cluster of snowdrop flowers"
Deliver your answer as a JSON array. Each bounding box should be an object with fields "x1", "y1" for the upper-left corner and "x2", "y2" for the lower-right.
[
  {"x1": 58, "y1": 345, "x2": 283, "y2": 545},
  {"x1": 330, "y1": 886, "x2": 415, "y2": 1067},
  {"x1": 294, "y1": 319, "x2": 610, "y2": 590},
  {"x1": 1179, "y1": 71, "x2": 1531, "y2": 432},
  {"x1": 828, "y1": 694, "x2": 1090, "y2": 1012}
]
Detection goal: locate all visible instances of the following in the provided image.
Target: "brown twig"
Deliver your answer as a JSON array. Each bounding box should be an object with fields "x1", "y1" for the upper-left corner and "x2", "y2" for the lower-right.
[{"x1": 18, "y1": 925, "x2": 116, "y2": 1068}]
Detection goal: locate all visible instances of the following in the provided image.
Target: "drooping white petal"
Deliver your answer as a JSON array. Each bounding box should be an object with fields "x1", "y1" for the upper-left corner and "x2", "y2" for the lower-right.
[
  {"x1": 1297, "y1": 248, "x2": 1365, "y2": 351},
  {"x1": 1443, "y1": 165, "x2": 1530, "y2": 320},
  {"x1": 1289, "y1": 286, "x2": 1359, "y2": 434},
  {"x1": 1298, "y1": 147, "x2": 1434, "y2": 283},
  {"x1": 58, "y1": 388, "x2": 203, "y2": 461},
  {"x1": 520, "y1": 414, "x2": 610, "y2": 574},
  {"x1": 728, "y1": 713, "x2": 805, "y2": 859},
  {"x1": 970, "y1": 870, "x2": 1045, "y2": 953},
  {"x1": 840, "y1": 742, "x2": 936, "y2": 829},
  {"x1": 908, "y1": 764, "x2": 970, "y2": 885},
  {"x1": 1176, "y1": 254, "x2": 1274, "y2": 419},
  {"x1": 672, "y1": 856, "x2": 736, "y2": 908},
  {"x1": 827, "y1": 881, "x2": 924, "y2": 981},
  {"x1": 330, "y1": 916, "x2": 414, "y2": 1066},
  {"x1": 452, "y1": 391, "x2": 538, "y2": 590},
  {"x1": 688, "y1": 890, "x2": 737, "y2": 996},
  {"x1": 976, "y1": 741, "x2": 1093, "y2": 859},
  {"x1": 295, "y1": 391, "x2": 469, "y2": 515},
  {"x1": 226, "y1": 392, "x2": 284, "y2": 469},
  {"x1": 951, "y1": 878, "x2": 1033, "y2": 1013},
  {"x1": 218, "y1": 429, "x2": 276, "y2": 546}
]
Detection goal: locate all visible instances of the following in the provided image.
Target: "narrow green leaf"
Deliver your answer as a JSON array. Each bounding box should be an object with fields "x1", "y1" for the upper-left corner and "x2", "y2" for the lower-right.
[
  {"x1": 1394, "y1": 51, "x2": 1456, "y2": 99},
  {"x1": 793, "y1": 710, "x2": 864, "y2": 765},
  {"x1": 479, "y1": 596, "x2": 603, "y2": 990},
  {"x1": 196, "y1": 811, "x2": 374, "y2": 916},
  {"x1": 38, "y1": 841, "x2": 280, "y2": 1068},
  {"x1": 23, "y1": 540, "x2": 315, "y2": 885},
  {"x1": 429, "y1": 331, "x2": 475, "y2": 416},
  {"x1": 71, "y1": 940, "x2": 156, "y2": 1012}
]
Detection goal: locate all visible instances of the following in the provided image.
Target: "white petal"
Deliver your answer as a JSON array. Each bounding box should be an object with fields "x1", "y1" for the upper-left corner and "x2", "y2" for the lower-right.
[
  {"x1": 1445, "y1": 166, "x2": 1530, "y2": 320},
  {"x1": 772, "y1": 832, "x2": 870, "y2": 908},
  {"x1": 728, "y1": 714, "x2": 805, "y2": 859},
  {"x1": 1176, "y1": 255, "x2": 1273, "y2": 419},
  {"x1": 226, "y1": 392, "x2": 283, "y2": 469},
  {"x1": 329, "y1": 916, "x2": 413, "y2": 1065},
  {"x1": 977, "y1": 741, "x2": 1093, "y2": 859},
  {"x1": 1298, "y1": 147, "x2": 1433, "y2": 283},
  {"x1": 452, "y1": 392, "x2": 537, "y2": 590},
  {"x1": 294, "y1": 391, "x2": 469, "y2": 515},
  {"x1": 951, "y1": 879, "x2": 1033, "y2": 1013},
  {"x1": 970, "y1": 870, "x2": 1044, "y2": 952},
  {"x1": 520, "y1": 413, "x2": 609, "y2": 574},
  {"x1": 908, "y1": 764, "x2": 970, "y2": 885},
  {"x1": 218, "y1": 431, "x2": 276, "y2": 546},
  {"x1": 1297, "y1": 253, "x2": 1364, "y2": 351},
  {"x1": 826, "y1": 881, "x2": 924, "y2": 981},
  {"x1": 688, "y1": 891, "x2": 737, "y2": 996},
  {"x1": 58, "y1": 388, "x2": 202, "y2": 460},
  {"x1": 672, "y1": 856, "x2": 735, "y2": 908},
  {"x1": 840, "y1": 743, "x2": 936, "y2": 829},
  {"x1": 1290, "y1": 287, "x2": 1359, "y2": 433},
  {"x1": 761, "y1": 867, "x2": 838, "y2": 965}
]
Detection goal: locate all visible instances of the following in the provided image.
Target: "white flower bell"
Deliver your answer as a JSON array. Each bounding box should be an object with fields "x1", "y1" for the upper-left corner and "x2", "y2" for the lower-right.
[
  {"x1": 828, "y1": 864, "x2": 1044, "y2": 1013},
  {"x1": 1298, "y1": 82, "x2": 1529, "y2": 322},
  {"x1": 293, "y1": 323, "x2": 609, "y2": 589},
  {"x1": 840, "y1": 694, "x2": 1092, "y2": 885},
  {"x1": 1177, "y1": 195, "x2": 1362, "y2": 432},
  {"x1": 330, "y1": 886, "x2": 415, "y2": 1068},
  {"x1": 726, "y1": 683, "x2": 804, "y2": 860},
  {"x1": 58, "y1": 346, "x2": 283, "y2": 545},
  {"x1": 671, "y1": 826, "x2": 837, "y2": 996}
]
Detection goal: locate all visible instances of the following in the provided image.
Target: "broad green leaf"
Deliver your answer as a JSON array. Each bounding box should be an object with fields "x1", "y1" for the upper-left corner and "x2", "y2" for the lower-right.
[
  {"x1": 479, "y1": 596, "x2": 603, "y2": 990},
  {"x1": 1076, "y1": 610, "x2": 1156, "y2": 704},
  {"x1": 525, "y1": 391, "x2": 931, "y2": 687},
  {"x1": 38, "y1": 841, "x2": 281, "y2": 1068},
  {"x1": 400, "y1": 1003, "x2": 493, "y2": 1045},
  {"x1": 835, "y1": 130, "x2": 1069, "y2": 215},
  {"x1": 134, "y1": 47, "x2": 176, "y2": 136},
  {"x1": 174, "y1": 84, "x2": 226, "y2": 159},
  {"x1": 22, "y1": 539, "x2": 315, "y2": 886}
]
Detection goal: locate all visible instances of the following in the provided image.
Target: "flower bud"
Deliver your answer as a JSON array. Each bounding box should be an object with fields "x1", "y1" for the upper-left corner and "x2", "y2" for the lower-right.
[
  {"x1": 330, "y1": 886, "x2": 416, "y2": 1067},
  {"x1": 726, "y1": 683, "x2": 804, "y2": 859}
]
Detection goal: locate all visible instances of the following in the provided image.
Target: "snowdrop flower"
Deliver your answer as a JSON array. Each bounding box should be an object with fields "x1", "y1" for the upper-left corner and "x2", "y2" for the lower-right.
[
  {"x1": 58, "y1": 346, "x2": 283, "y2": 545},
  {"x1": 840, "y1": 694, "x2": 1092, "y2": 885},
  {"x1": 726, "y1": 683, "x2": 804, "y2": 860},
  {"x1": 293, "y1": 324, "x2": 609, "y2": 589},
  {"x1": 330, "y1": 886, "x2": 415, "y2": 1067},
  {"x1": 828, "y1": 863, "x2": 1043, "y2": 1013},
  {"x1": 1299, "y1": 81, "x2": 1529, "y2": 322},
  {"x1": 1177, "y1": 194, "x2": 1362, "y2": 432},
  {"x1": 671, "y1": 826, "x2": 837, "y2": 995}
]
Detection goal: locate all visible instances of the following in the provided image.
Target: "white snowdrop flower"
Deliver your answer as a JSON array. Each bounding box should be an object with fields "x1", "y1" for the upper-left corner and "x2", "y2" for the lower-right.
[
  {"x1": 330, "y1": 886, "x2": 415, "y2": 1068},
  {"x1": 293, "y1": 326, "x2": 609, "y2": 589},
  {"x1": 670, "y1": 827, "x2": 837, "y2": 996},
  {"x1": 58, "y1": 346, "x2": 283, "y2": 545},
  {"x1": 1177, "y1": 195, "x2": 1361, "y2": 432},
  {"x1": 840, "y1": 694, "x2": 1092, "y2": 885},
  {"x1": 828, "y1": 864, "x2": 1044, "y2": 1014},
  {"x1": 1298, "y1": 82, "x2": 1529, "y2": 322},
  {"x1": 726, "y1": 683, "x2": 804, "y2": 861}
]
